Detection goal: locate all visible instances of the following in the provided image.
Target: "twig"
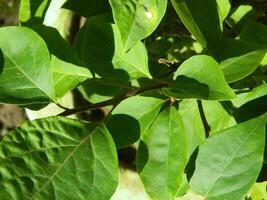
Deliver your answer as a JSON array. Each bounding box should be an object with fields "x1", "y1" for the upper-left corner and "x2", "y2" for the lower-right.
[{"x1": 58, "y1": 82, "x2": 169, "y2": 117}]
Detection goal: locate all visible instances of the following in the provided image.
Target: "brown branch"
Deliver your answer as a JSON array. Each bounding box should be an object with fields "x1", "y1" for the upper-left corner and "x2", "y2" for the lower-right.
[{"x1": 59, "y1": 82, "x2": 169, "y2": 117}]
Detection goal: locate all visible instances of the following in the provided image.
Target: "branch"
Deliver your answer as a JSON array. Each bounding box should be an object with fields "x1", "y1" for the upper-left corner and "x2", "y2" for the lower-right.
[{"x1": 59, "y1": 82, "x2": 169, "y2": 117}]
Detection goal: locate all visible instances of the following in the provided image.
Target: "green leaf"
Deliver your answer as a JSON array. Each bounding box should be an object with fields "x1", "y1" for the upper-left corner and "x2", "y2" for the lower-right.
[
  {"x1": 213, "y1": 37, "x2": 263, "y2": 62},
  {"x1": 78, "y1": 79, "x2": 131, "y2": 104},
  {"x1": 32, "y1": 25, "x2": 92, "y2": 98},
  {"x1": 19, "y1": 0, "x2": 52, "y2": 25},
  {"x1": 233, "y1": 95, "x2": 267, "y2": 123},
  {"x1": 136, "y1": 106, "x2": 188, "y2": 200},
  {"x1": 109, "y1": 0, "x2": 168, "y2": 51},
  {"x1": 221, "y1": 50, "x2": 266, "y2": 83},
  {"x1": 74, "y1": 16, "x2": 152, "y2": 82},
  {"x1": 106, "y1": 96, "x2": 166, "y2": 149},
  {"x1": 63, "y1": 0, "x2": 111, "y2": 17},
  {"x1": 179, "y1": 100, "x2": 205, "y2": 156},
  {"x1": 0, "y1": 26, "x2": 55, "y2": 107},
  {"x1": 171, "y1": 0, "x2": 222, "y2": 49},
  {"x1": 202, "y1": 101, "x2": 236, "y2": 135},
  {"x1": 216, "y1": 0, "x2": 231, "y2": 27},
  {"x1": 232, "y1": 83, "x2": 267, "y2": 107},
  {"x1": 190, "y1": 114, "x2": 267, "y2": 200},
  {"x1": 174, "y1": 55, "x2": 236, "y2": 100},
  {"x1": 241, "y1": 21, "x2": 267, "y2": 45},
  {"x1": 247, "y1": 182, "x2": 267, "y2": 200},
  {"x1": 51, "y1": 56, "x2": 92, "y2": 98},
  {"x1": 226, "y1": 5, "x2": 256, "y2": 33},
  {"x1": 163, "y1": 75, "x2": 209, "y2": 100},
  {"x1": 0, "y1": 117, "x2": 118, "y2": 200}
]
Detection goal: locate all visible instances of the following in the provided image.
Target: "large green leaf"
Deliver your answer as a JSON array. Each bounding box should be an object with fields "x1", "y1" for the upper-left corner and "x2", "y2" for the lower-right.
[
  {"x1": 190, "y1": 114, "x2": 267, "y2": 200},
  {"x1": 63, "y1": 0, "x2": 110, "y2": 17},
  {"x1": 136, "y1": 106, "x2": 188, "y2": 200},
  {"x1": 171, "y1": 0, "x2": 222, "y2": 49},
  {"x1": 0, "y1": 26, "x2": 55, "y2": 107},
  {"x1": 109, "y1": 0, "x2": 168, "y2": 51},
  {"x1": 174, "y1": 55, "x2": 236, "y2": 100},
  {"x1": 19, "y1": 0, "x2": 52, "y2": 25},
  {"x1": 106, "y1": 96, "x2": 166, "y2": 149},
  {"x1": 178, "y1": 100, "x2": 205, "y2": 156},
  {"x1": 0, "y1": 117, "x2": 118, "y2": 200},
  {"x1": 221, "y1": 50, "x2": 266, "y2": 83},
  {"x1": 74, "y1": 16, "x2": 151, "y2": 82}
]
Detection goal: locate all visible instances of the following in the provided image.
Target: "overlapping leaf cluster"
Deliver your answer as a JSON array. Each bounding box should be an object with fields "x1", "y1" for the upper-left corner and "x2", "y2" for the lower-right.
[{"x1": 0, "y1": 0, "x2": 267, "y2": 199}]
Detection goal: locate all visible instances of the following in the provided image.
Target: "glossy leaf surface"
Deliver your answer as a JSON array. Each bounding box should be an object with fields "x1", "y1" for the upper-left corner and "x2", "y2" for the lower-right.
[
  {"x1": 190, "y1": 114, "x2": 267, "y2": 200},
  {"x1": 0, "y1": 117, "x2": 118, "y2": 200},
  {"x1": 174, "y1": 55, "x2": 236, "y2": 100},
  {"x1": 110, "y1": 0, "x2": 168, "y2": 50},
  {"x1": 0, "y1": 26, "x2": 55, "y2": 107}
]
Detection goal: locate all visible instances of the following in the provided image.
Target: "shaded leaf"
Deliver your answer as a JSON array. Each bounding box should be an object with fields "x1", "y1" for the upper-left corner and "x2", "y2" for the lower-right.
[
  {"x1": 136, "y1": 106, "x2": 188, "y2": 200},
  {"x1": 74, "y1": 16, "x2": 151, "y2": 82},
  {"x1": 171, "y1": 0, "x2": 222, "y2": 49},
  {"x1": 163, "y1": 75, "x2": 209, "y2": 100},
  {"x1": 106, "y1": 96, "x2": 166, "y2": 149},
  {"x1": 32, "y1": 25, "x2": 92, "y2": 97},
  {"x1": 78, "y1": 79, "x2": 131, "y2": 104},
  {"x1": 241, "y1": 21, "x2": 267, "y2": 45},
  {"x1": 190, "y1": 114, "x2": 267, "y2": 200},
  {"x1": 226, "y1": 5, "x2": 256, "y2": 33},
  {"x1": 174, "y1": 55, "x2": 236, "y2": 100},
  {"x1": 0, "y1": 26, "x2": 55, "y2": 107},
  {"x1": 0, "y1": 117, "x2": 118, "y2": 200},
  {"x1": 232, "y1": 83, "x2": 267, "y2": 107},
  {"x1": 109, "y1": 0, "x2": 168, "y2": 51},
  {"x1": 63, "y1": 0, "x2": 111, "y2": 17}
]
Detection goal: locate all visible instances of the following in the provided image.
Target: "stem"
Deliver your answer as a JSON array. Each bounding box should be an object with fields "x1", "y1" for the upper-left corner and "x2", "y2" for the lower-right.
[
  {"x1": 59, "y1": 82, "x2": 169, "y2": 117},
  {"x1": 197, "y1": 100, "x2": 210, "y2": 138}
]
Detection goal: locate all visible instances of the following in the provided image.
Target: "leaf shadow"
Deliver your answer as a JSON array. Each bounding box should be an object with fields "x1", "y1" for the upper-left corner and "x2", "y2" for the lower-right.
[
  {"x1": 21, "y1": 0, "x2": 52, "y2": 25},
  {"x1": 105, "y1": 114, "x2": 140, "y2": 149}
]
